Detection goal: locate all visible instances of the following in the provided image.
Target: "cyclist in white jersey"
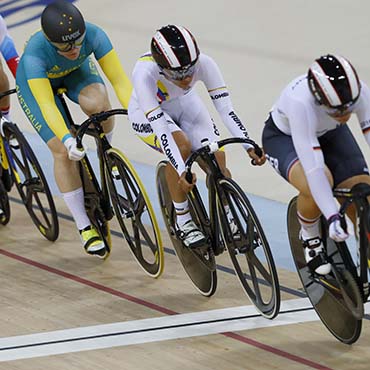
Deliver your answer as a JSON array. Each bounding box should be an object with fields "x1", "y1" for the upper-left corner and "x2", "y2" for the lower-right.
[
  {"x1": 0, "y1": 14, "x2": 18, "y2": 121},
  {"x1": 129, "y1": 24, "x2": 265, "y2": 248},
  {"x1": 262, "y1": 54, "x2": 370, "y2": 274}
]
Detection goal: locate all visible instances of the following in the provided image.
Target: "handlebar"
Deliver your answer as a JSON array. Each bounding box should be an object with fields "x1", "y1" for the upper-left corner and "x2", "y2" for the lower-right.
[
  {"x1": 334, "y1": 183, "x2": 370, "y2": 217},
  {"x1": 74, "y1": 109, "x2": 128, "y2": 149},
  {"x1": 185, "y1": 137, "x2": 263, "y2": 183},
  {"x1": 0, "y1": 89, "x2": 16, "y2": 100}
]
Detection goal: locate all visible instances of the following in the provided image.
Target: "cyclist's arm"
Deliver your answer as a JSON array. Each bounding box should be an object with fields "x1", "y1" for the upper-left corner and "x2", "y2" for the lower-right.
[
  {"x1": 288, "y1": 99, "x2": 338, "y2": 220},
  {"x1": 355, "y1": 81, "x2": 370, "y2": 146},
  {"x1": 0, "y1": 16, "x2": 18, "y2": 78},
  {"x1": 98, "y1": 49, "x2": 132, "y2": 108},
  {"x1": 28, "y1": 78, "x2": 71, "y2": 142},
  {"x1": 132, "y1": 70, "x2": 185, "y2": 175},
  {"x1": 199, "y1": 54, "x2": 253, "y2": 150}
]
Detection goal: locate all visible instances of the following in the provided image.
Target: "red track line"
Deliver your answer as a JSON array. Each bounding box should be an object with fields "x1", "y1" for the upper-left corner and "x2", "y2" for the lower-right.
[
  {"x1": 224, "y1": 332, "x2": 334, "y2": 370},
  {"x1": 0, "y1": 248, "x2": 334, "y2": 370}
]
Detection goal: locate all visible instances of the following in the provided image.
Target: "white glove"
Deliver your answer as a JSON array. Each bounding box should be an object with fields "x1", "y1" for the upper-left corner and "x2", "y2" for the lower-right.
[
  {"x1": 328, "y1": 214, "x2": 349, "y2": 242},
  {"x1": 64, "y1": 137, "x2": 86, "y2": 161}
]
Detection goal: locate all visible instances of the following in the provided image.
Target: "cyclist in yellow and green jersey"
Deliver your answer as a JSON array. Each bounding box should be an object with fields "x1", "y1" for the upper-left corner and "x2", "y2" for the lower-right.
[{"x1": 15, "y1": 0, "x2": 132, "y2": 258}]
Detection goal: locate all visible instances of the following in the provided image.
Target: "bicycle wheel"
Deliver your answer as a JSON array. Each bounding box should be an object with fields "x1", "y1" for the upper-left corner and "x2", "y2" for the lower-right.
[
  {"x1": 4, "y1": 123, "x2": 59, "y2": 241},
  {"x1": 287, "y1": 196, "x2": 362, "y2": 344},
  {"x1": 105, "y1": 148, "x2": 164, "y2": 278},
  {"x1": 0, "y1": 179, "x2": 10, "y2": 225},
  {"x1": 156, "y1": 160, "x2": 217, "y2": 296},
  {"x1": 217, "y1": 177, "x2": 280, "y2": 319}
]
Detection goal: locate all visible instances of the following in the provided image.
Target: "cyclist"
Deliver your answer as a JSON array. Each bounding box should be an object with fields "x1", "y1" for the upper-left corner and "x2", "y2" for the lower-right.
[
  {"x1": 0, "y1": 14, "x2": 19, "y2": 220},
  {"x1": 128, "y1": 24, "x2": 265, "y2": 248},
  {"x1": 262, "y1": 54, "x2": 370, "y2": 275},
  {"x1": 0, "y1": 14, "x2": 18, "y2": 121},
  {"x1": 15, "y1": 0, "x2": 132, "y2": 258}
]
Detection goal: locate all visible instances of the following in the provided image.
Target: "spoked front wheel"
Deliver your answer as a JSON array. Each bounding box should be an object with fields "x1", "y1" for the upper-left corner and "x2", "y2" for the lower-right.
[
  {"x1": 106, "y1": 148, "x2": 164, "y2": 278},
  {"x1": 218, "y1": 178, "x2": 280, "y2": 319},
  {"x1": 4, "y1": 123, "x2": 59, "y2": 241},
  {"x1": 156, "y1": 160, "x2": 217, "y2": 296}
]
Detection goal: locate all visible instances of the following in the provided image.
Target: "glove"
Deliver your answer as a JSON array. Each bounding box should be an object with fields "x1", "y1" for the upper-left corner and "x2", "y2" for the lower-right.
[
  {"x1": 64, "y1": 137, "x2": 86, "y2": 161},
  {"x1": 328, "y1": 213, "x2": 349, "y2": 242}
]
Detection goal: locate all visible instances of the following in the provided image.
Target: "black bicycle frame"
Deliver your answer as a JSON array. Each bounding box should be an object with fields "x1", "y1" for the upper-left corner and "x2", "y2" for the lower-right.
[
  {"x1": 185, "y1": 137, "x2": 261, "y2": 256},
  {"x1": 334, "y1": 183, "x2": 370, "y2": 300},
  {"x1": 57, "y1": 92, "x2": 115, "y2": 221}
]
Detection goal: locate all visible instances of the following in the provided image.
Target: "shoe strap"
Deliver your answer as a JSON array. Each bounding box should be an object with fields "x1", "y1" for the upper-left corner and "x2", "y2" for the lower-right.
[
  {"x1": 177, "y1": 223, "x2": 201, "y2": 239},
  {"x1": 302, "y1": 237, "x2": 322, "y2": 249},
  {"x1": 307, "y1": 253, "x2": 327, "y2": 272},
  {"x1": 82, "y1": 232, "x2": 102, "y2": 251}
]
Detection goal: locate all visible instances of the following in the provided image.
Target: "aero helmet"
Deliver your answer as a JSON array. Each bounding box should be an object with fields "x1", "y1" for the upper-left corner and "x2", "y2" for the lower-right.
[
  {"x1": 308, "y1": 54, "x2": 361, "y2": 110},
  {"x1": 151, "y1": 25, "x2": 200, "y2": 72},
  {"x1": 41, "y1": 0, "x2": 86, "y2": 44}
]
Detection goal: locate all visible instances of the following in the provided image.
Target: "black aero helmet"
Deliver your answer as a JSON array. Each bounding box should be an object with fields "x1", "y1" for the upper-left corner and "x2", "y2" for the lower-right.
[
  {"x1": 41, "y1": 0, "x2": 85, "y2": 43},
  {"x1": 307, "y1": 54, "x2": 361, "y2": 109},
  {"x1": 151, "y1": 25, "x2": 200, "y2": 70}
]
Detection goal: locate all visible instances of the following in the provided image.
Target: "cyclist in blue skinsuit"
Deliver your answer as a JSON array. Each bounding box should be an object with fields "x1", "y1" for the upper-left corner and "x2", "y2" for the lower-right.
[{"x1": 16, "y1": 0, "x2": 132, "y2": 258}]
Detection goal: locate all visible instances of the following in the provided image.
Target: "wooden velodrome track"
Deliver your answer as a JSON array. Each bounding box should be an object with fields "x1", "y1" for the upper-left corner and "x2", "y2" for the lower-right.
[
  {"x1": 2, "y1": 0, "x2": 370, "y2": 369},
  {"x1": 0, "y1": 191, "x2": 369, "y2": 370}
]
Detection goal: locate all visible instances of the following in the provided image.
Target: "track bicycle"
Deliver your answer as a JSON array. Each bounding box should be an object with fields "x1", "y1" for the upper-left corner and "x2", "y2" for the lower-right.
[
  {"x1": 57, "y1": 90, "x2": 164, "y2": 278},
  {"x1": 156, "y1": 137, "x2": 280, "y2": 319},
  {"x1": 0, "y1": 89, "x2": 59, "y2": 240},
  {"x1": 287, "y1": 182, "x2": 370, "y2": 344}
]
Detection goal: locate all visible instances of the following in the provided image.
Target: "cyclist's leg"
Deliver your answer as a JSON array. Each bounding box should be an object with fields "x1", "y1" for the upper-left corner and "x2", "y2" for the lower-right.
[
  {"x1": 0, "y1": 59, "x2": 10, "y2": 120},
  {"x1": 321, "y1": 124, "x2": 370, "y2": 225},
  {"x1": 17, "y1": 71, "x2": 105, "y2": 257},
  {"x1": 64, "y1": 58, "x2": 114, "y2": 141},
  {"x1": 262, "y1": 114, "x2": 332, "y2": 274},
  {"x1": 129, "y1": 105, "x2": 205, "y2": 248}
]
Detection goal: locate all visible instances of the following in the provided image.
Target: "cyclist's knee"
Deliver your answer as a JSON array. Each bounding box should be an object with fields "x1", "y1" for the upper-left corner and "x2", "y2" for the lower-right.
[
  {"x1": 173, "y1": 132, "x2": 192, "y2": 160},
  {"x1": 47, "y1": 137, "x2": 68, "y2": 160},
  {"x1": 79, "y1": 84, "x2": 111, "y2": 115}
]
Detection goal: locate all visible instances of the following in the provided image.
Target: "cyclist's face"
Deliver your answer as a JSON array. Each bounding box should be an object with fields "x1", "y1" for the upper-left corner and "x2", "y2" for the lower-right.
[
  {"x1": 57, "y1": 45, "x2": 82, "y2": 60},
  {"x1": 330, "y1": 112, "x2": 352, "y2": 124},
  {"x1": 171, "y1": 75, "x2": 194, "y2": 89},
  {"x1": 323, "y1": 101, "x2": 356, "y2": 123},
  {"x1": 51, "y1": 33, "x2": 85, "y2": 60}
]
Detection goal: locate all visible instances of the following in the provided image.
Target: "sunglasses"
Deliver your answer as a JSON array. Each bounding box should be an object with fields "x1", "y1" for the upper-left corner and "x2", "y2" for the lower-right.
[
  {"x1": 50, "y1": 32, "x2": 86, "y2": 52},
  {"x1": 161, "y1": 63, "x2": 196, "y2": 81},
  {"x1": 323, "y1": 101, "x2": 356, "y2": 118}
]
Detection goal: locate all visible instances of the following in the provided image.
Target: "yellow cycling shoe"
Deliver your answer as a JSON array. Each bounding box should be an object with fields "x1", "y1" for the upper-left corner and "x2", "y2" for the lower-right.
[{"x1": 79, "y1": 225, "x2": 108, "y2": 259}]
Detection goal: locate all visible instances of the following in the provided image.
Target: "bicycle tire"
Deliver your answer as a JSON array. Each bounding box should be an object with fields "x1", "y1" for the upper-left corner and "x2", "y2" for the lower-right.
[
  {"x1": 105, "y1": 148, "x2": 164, "y2": 278},
  {"x1": 0, "y1": 179, "x2": 10, "y2": 225},
  {"x1": 218, "y1": 178, "x2": 280, "y2": 319},
  {"x1": 4, "y1": 123, "x2": 59, "y2": 241},
  {"x1": 156, "y1": 160, "x2": 217, "y2": 296},
  {"x1": 287, "y1": 196, "x2": 362, "y2": 344}
]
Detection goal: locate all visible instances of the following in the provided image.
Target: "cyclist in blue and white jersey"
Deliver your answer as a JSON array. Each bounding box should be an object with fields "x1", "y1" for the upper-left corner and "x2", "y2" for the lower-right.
[
  {"x1": 262, "y1": 54, "x2": 370, "y2": 275},
  {"x1": 129, "y1": 24, "x2": 265, "y2": 248},
  {"x1": 15, "y1": 0, "x2": 132, "y2": 258},
  {"x1": 0, "y1": 14, "x2": 19, "y2": 120},
  {"x1": 0, "y1": 14, "x2": 19, "y2": 220}
]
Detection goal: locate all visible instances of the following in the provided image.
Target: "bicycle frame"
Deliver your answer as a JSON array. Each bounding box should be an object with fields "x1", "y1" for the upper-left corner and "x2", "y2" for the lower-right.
[
  {"x1": 57, "y1": 92, "x2": 114, "y2": 222},
  {"x1": 334, "y1": 183, "x2": 370, "y2": 300},
  {"x1": 185, "y1": 137, "x2": 262, "y2": 256}
]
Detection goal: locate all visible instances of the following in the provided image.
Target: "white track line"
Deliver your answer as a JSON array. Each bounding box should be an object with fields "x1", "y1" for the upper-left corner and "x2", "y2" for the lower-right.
[{"x1": 0, "y1": 298, "x2": 368, "y2": 361}]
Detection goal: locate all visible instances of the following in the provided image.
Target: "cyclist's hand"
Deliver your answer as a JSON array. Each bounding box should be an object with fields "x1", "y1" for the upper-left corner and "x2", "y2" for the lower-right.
[
  {"x1": 64, "y1": 137, "x2": 86, "y2": 161},
  {"x1": 178, "y1": 171, "x2": 196, "y2": 193},
  {"x1": 247, "y1": 147, "x2": 266, "y2": 166},
  {"x1": 328, "y1": 213, "x2": 350, "y2": 242}
]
